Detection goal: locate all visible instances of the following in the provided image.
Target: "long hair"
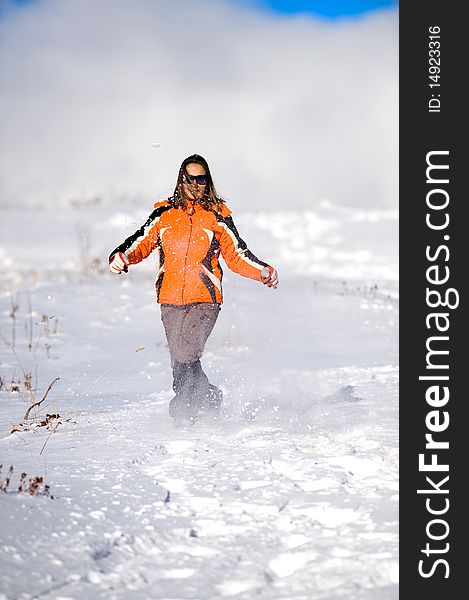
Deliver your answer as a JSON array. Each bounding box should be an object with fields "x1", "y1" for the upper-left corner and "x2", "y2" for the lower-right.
[{"x1": 170, "y1": 154, "x2": 225, "y2": 211}]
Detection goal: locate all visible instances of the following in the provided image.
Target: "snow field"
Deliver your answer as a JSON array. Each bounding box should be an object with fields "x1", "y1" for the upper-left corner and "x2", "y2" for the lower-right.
[{"x1": 0, "y1": 200, "x2": 398, "y2": 599}]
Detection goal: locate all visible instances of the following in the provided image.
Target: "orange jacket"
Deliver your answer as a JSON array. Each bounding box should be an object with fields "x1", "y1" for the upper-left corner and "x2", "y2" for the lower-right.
[{"x1": 109, "y1": 200, "x2": 270, "y2": 305}]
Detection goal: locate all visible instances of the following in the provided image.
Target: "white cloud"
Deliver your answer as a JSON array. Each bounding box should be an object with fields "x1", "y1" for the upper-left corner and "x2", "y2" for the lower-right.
[{"x1": 0, "y1": 0, "x2": 398, "y2": 209}]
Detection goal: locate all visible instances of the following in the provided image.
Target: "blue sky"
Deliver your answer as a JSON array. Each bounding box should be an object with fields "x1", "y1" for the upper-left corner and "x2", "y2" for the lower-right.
[
  {"x1": 247, "y1": 0, "x2": 397, "y2": 18},
  {"x1": 2, "y1": 0, "x2": 399, "y2": 19}
]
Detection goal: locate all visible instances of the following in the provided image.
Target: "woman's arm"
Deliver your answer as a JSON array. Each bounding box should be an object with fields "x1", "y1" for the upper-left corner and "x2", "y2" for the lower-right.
[
  {"x1": 109, "y1": 203, "x2": 171, "y2": 266},
  {"x1": 215, "y1": 214, "x2": 271, "y2": 281}
]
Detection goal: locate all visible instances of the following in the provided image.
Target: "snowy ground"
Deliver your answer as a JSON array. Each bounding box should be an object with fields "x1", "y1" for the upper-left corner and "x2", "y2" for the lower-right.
[{"x1": 0, "y1": 198, "x2": 398, "y2": 599}]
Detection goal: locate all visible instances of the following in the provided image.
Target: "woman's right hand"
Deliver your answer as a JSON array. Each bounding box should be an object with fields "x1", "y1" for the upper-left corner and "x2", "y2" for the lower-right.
[
  {"x1": 260, "y1": 266, "x2": 279, "y2": 289},
  {"x1": 109, "y1": 252, "x2": 129, "y2": 274}
]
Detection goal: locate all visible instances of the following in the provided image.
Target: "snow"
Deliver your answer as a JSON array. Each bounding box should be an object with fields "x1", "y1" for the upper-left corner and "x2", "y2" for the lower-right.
[{"x1": 0, "y1": 198, "x2": 398, "y2": 599}]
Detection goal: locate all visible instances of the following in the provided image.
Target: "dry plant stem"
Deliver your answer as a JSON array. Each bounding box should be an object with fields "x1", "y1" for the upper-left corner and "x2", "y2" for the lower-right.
[
  {"x1": 39, "y1": 416, "x2": 61, "y2": 455},
  {"x1": 10, "y1": 432, "x2": 33, "y2": 453},
  {"x1": 0, "y1": 330, "x2": 29, "y2": 385},
  {"x1": 39, "y1": 429, "x2": 54, "y2": 456},
  {"x1": 28, "y1": 322, "x2": 44, "y2": 384},
  {"x1": 105, "y1": 413, "x2": 118, "y2": 432},
  {"x1": 24, "y1": 377, "x2": 60, "y2": 420},
  {"x1": 9, "y1": 293, "x2": 19, "y2": 348},
  {"x1": 24, "y1": 373, "x2": 32, "y2": 392},
  {"x1": 18, "y1": 472, "x2": 27, "y2": 493},
  {"x1": 0, "y1": 465, "x2": 14, "y2": 492},
  {"x1": 10, "y1": 366, "x2": 19, "y2": 392},
  {"x1": 27, "y1": 292, "x2": 33, "y2": 351},
  {"x1": 34, "y1": 363, "x2": 38, "y2": 394},
  {"x1": 1, "y1": 465, "x2": 53, "y2": 497}
]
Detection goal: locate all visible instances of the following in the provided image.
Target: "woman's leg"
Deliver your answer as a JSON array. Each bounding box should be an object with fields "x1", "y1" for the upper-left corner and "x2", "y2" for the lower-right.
[{"x1": 160, "y1": 303, "x2": 221, "y2": 418}]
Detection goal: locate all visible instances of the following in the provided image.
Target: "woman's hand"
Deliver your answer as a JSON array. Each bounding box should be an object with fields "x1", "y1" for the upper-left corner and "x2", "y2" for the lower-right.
[
  {"x1": 109, "y1": 252, "x2": 129, "y2": 274},
  {"x1": 261, "y1": 266, "x2": 279, "y2": 289}
]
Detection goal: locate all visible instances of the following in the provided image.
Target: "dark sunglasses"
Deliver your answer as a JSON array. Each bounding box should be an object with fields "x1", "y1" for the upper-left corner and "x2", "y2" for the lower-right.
[{"x1": 184, "y1": 174, "x2": 208, "y2": 185}]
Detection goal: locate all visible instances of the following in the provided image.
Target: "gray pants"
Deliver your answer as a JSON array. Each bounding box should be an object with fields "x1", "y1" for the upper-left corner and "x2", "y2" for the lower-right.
[
  {"x1": 160, "y1": 303, "x2": 221, "y2": 418},
  {"x1": 160, "y1": 303, "x2": 220, "y2": 365}
]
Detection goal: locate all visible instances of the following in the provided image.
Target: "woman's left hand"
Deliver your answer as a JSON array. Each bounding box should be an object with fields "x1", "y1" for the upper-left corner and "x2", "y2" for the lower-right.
[{"x1": 261, "y1": 266, "x2": 279, "y2": 289}]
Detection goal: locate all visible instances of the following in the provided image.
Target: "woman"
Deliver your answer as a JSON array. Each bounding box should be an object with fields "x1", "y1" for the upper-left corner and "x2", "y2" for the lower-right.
[{"x1": 109, "y1": 154, "x2": 278, "y2": 425}]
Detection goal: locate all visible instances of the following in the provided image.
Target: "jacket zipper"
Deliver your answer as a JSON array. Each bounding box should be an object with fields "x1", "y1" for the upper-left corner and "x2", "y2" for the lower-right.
[{"x1": 181, "y1": 213, "x2": 193, "y2": 304}]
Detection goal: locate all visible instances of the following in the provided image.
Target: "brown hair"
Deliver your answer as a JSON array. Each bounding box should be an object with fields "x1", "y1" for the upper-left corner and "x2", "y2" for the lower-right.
[{"x1": 170, "y1": 154, "x2": 225, "y2": 211}]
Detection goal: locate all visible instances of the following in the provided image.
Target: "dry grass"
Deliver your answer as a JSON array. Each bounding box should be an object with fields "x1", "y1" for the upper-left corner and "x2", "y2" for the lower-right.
[
  {"x1": 0, "y1": 464, "x2": 53, "y2": 498},
  {"x1": 1, "y1": 292, "x2": 60, "y2": 400}
]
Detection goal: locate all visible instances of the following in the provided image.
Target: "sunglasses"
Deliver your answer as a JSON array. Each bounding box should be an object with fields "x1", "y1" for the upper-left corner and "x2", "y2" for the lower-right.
[{"x1": 184, "y1": 174, "x2": 208, "y2": 186}]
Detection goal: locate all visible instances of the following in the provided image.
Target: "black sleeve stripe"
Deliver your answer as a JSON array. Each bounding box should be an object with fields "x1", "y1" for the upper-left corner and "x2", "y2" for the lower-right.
[
  {"x1": 217, "y1": 215, "x2": 269, "y2": 268},
  {"x1": 109, "y1": 205, "x2": 172, "y2": 262},
  {"x1": 221, "y1": 216, "x2": 247, "y2": 249}
]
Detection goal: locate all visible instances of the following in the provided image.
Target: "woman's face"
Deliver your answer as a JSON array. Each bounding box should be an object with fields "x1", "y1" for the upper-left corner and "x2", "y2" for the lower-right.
[{"x1": 183, "y1": 163, "x2": 207, "y2": 201}]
